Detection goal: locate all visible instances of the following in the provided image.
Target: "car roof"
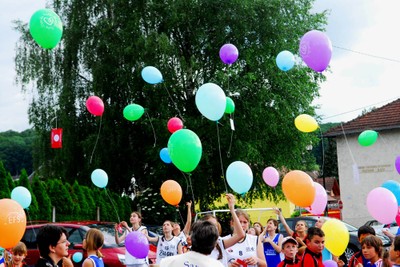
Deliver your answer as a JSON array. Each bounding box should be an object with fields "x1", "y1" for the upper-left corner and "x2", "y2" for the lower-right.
[{"x1": 26, "y1": 221, "x2": 115, "y2": 228}]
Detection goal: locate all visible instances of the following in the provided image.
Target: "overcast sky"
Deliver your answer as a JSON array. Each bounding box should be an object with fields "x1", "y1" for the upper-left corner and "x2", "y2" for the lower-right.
[{"x1": 1, "y1": 1, "x2": 400, "y2": 132}]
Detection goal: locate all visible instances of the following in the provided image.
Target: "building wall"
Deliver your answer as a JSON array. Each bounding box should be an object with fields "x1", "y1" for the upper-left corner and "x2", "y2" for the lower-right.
[{"x1": 336, "y1": 130, "x2": 400, "y2": 227}]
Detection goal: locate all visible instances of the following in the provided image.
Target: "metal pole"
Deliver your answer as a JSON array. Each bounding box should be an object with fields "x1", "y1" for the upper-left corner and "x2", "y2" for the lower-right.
[{"x1": 323, "y1": 176, "x2": 328, "y2": 216}]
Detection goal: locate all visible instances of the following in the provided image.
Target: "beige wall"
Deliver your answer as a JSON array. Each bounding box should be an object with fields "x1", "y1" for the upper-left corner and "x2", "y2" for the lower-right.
[{"x1": 336, "y1": 130, "x2": 400, "y2": 227}]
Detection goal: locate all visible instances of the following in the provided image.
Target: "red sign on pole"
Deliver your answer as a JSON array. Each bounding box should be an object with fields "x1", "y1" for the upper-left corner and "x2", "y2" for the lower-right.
[
  {"x1": 338, "y1": 200, "x2": 343, "y2": 210},
  {"x1": 51, "y1": 128, "x2": 63, "y2": 149}
]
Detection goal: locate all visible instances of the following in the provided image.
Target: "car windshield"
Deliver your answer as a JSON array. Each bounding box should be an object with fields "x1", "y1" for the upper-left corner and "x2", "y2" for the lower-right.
[{"x1": 87, "y1": 223, "x2": 119, "y2": 247}]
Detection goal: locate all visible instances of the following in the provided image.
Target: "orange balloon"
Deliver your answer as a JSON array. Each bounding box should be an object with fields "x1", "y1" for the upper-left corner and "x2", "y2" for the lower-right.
[
  {"x1": 282, "y1": 170, "x2": 316, "y2": 207},
  {"x1": 160, "y1": 180, "x2": 182, "y2": 206},
  {"x1": 0, "y1": 199, "x2": 27, "y2": 249}
]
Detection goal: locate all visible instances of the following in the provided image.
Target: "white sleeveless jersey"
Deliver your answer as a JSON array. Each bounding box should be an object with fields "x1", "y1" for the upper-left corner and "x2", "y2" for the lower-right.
[
  {"x1": 225, "y1": 234, "x2": 258, "y2": 267},
  {"x1": 156, "y1": 235, "x2": 181, "y2": 264},
  {"x1": 176, "y1": 231, "x2": 188, "y2": 247},
  {"x1": 125, "y1": 226, "x2": 149, "y2": 266},
  {"x1": 209, "y1": 237, "x2": 227, "y2": 266}
]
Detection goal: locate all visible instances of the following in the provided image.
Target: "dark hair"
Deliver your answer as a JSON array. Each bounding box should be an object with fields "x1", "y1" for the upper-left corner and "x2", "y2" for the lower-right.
[
  {"x1": 201, "y1": 214, "x2": 222, "y2": 259},
  {"x1": 307, "y1": 227, "x2": 324, "y2": 241},
  {"x1": 37, "y1": 225, "x2": 69, "y2": 258},
  {"x1": 361, "y1": 235, "x2": 382, "y2": 257},
  {"x1": 190, "y1": 220, "x2": 219, "y2": 255},
  {"x1": 394, "y1": 235, "x2": 400, "y2": 251},
  {"x1": 358, "y1": 225, "x2": 375, "y2": 238},
  {"x1": 267, "y1": 218, "x2": 280, "y2": 233}
]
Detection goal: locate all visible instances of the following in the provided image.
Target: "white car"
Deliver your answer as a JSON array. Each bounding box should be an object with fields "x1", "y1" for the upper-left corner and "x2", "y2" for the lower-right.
[{"x1": 364, "y1": 220, "x2": 399, "y2": 236}]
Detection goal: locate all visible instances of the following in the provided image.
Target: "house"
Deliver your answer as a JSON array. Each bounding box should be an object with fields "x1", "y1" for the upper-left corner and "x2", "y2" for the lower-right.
[{"x1": 324, "y1": 99, "x2": 400, "y2": 227}]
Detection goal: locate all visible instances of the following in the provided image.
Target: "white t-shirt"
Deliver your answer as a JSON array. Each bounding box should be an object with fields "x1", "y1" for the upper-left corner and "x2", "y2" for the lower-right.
[
  {"x1": 125, "y1": 226, "x2": 149, "y2": 266},
  {"x1": 224, "y1": 234, "x2": 258, "y2": 267},
  {"x1": 160, "y1": 251, "x2": 224, "y2": 267},
  {"x1": 156, "y1": 235, "x2": 181, "y2": 264}
]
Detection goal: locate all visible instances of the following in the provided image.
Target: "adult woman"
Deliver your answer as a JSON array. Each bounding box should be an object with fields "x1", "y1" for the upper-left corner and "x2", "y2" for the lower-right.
[
  {"x1": 260, "y1": 218, "x2": 283, "y2": 267},
  {"x1": 115, "y1": 212, "x2": 149, "y2": 267},
  {"x1": 225, "y1": 209, "x2": 267, "y2": 267},
  {"x1": 275, "y1": 208, "x2": 307, "y2": 254},
  {"x1": 201, "y1": 193, "x2": 245, "y2": 266}
]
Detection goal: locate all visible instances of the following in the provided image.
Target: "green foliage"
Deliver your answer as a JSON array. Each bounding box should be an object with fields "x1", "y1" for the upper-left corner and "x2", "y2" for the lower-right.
[
  {"x1": 14, "y1": 0, "x2": 328, "y2": 213},
  {"x1": 31, "y1": 175, "x2": 52, "y2": 221},
  {"x1": 0, "y1": 161, "x2": 10, "y2": 199}
]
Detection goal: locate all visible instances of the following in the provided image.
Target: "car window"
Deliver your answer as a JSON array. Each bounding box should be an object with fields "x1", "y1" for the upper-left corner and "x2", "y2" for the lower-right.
[
  {"x1": 21, "y1": 228, "x2": 38, "y2": 249},
  {"x1": 65, "y1": 227, "x2": 84, "y2": 247}
]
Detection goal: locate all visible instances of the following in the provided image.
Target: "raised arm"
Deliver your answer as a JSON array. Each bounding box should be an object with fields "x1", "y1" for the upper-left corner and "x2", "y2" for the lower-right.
[
  {"x1": 114, "y1": 223, "x2": 127, "y2": 245},
  {"x1": 274, "y1": 207, "x2": 294, "y2": 236},
  {"x1": 146, "y1": 232, "x2": 159, "y2": 243},
  {"x1": 182, "y1": 201, "x2": 192, "y2": 235},
  {"x1": 222, "y1": 193, "x2": 246, "y2": 249}
]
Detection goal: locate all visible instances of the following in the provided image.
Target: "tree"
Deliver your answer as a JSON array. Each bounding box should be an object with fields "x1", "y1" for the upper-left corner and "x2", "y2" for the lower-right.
[
  {"x1": 31, "y1": 175, "x2": 52, "y2": 221},
  {"x1": 15, "y1": 0, "x2": 327, "y2": 210},
  {"x1": 0, "y1": 161, "x2": 10, "y2": 199},
  {"x1": 17, "y1": 169, "x2": 40, "y2": 219}
]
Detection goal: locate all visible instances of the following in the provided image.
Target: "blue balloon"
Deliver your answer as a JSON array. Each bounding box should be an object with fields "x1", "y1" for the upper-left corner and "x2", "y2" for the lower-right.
[
  {"x1": 72, "y1": 252, "x2": 83, "y2": 263},
  {"x1": 276, "y1": 50, "x2": 295, "y2": 71},
  {"x1": 382, "y1": 180, "x2": 400, "y2": 206},
  {"x1": 141, "y1": 66, "x2": 163, "y2": 84},
  {"x1": 226, "y1": 161, "x2": 253, "y2": 194},
  {"x1": 91, "y1": 169, "x2": 108, "y2": 188},
  {"x1": 195, "y1": 83, "x2": 226, "y2": 121},
  {"x1": 11, "y1": 186, "x2": 32, "y2": 209},
  {"x1": 160, "y1": 147, "x2": 172, "y2": 164}
]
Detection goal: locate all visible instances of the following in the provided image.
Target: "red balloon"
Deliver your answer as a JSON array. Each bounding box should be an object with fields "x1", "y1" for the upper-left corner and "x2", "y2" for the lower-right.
[
  {"x1": 396, "y1": 207, "x2": 400, "y2": 226},
  {"x1": 167, "y1": 117, "x2": 183, "y2": 133},
  {"x1": 86, "y1": 96, "x2": 104, "y2": 116}
]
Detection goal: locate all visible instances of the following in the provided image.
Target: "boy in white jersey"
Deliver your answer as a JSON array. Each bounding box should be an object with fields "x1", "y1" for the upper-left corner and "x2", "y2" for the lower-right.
[{"x1": 146, "y1": 220, "x2": 182, "y2": 264}]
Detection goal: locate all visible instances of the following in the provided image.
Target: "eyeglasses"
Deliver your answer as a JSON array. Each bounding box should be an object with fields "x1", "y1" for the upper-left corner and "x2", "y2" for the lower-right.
[{"x1": 57, "y1": 239, "x2": 69, "y2": 245}]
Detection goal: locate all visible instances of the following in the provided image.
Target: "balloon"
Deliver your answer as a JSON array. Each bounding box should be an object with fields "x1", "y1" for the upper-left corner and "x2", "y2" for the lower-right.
[
  {"x1": 167, "y1": 117, "x2": 183, "y2": 133},
  {"x1": 29, "y1": 9, "x2": 63, "y2": 49},
  {"x1": 219, "y1": 44, "x2": 239, "y2": 64},
  {"x1": 226, "y1": 161, "x2": 253, "y2": 194},
  {"x1": 159, "y1": 148, "x2": 172, "y2": 164},
  {"x1": 11, "y1": 186, "x2": 32, "y2": 209},
  {"x1": 323, "y1": 260, "x2": 338, "y2": 267},
  {"x1": 91, "y1": 169, "x2": 108, "y2": 188},
  {"x1": 72, "y1": 252, "x2": 83, "y2": 263},
  {"x1": 382, "y1": 180, "x2": 400, "y2": 206},
  {"x1": 358, "y1": 130, "x2": 378, "y2": 146},
  {"x1": 141, "y1": 66, "x2": 163, "y2": 84},
  {"x1": 294, "y1": 114, "x2": 318, "y2": 133},
  {"x1": 282, "y1": 170, "x2": 315, "y2": 207},
  {"x1": 299, "y1": 30, "x2": 332, "y2": 72},
  {"x1": 195, "y1": 83, "x2": 226, "y2": 121},
  {"x1": 306, "y1": 182, "x2": 328, "y2": 215},
  {"x1": 322, "y1": 219, "x2": 349, "y2": 256},
  {"x1": 123, "y1": 104, "x2": 144, "y2": 121},
  {"x1": 125, "y1": 231, "x2": 149, "y2": 259},
  {"x1": 167, "y1": 129, "x2": 202, "y2": 172},
  {"x1": 0, "y1": 199, "x2": 27, "y2": 249},
  {"x1": 395, "y1": 155, "x2": 400, "y2": 175},
  {"x1": 367, "y1": 187, "x2": 398, "y2": 224},
  {"x1": 262, "y1": 167, "x2": 279, "y2": 187},
  {"x1": 86, "y1": 96, "x2": 104, "y2": 116},
  {"x1": 160, "y1": 180, "x2": 182, "y2": 206},
  {"x1": 396, "y1": 207, "x2": 400, "y2": 226},
  {"x1": 225, "y1": 97, "x2": 235, "y2": 114},
  {"x1": 276, "y1": 50, "x2": 295, "y2": 71}
]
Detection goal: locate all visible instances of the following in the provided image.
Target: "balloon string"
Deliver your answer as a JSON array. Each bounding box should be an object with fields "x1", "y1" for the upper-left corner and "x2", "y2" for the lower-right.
[
  {"x1": 180, "y1": 171, "x2": 196, "y2": 214},
  {"x1": 145, "y1": 112, "x2": 157, "y2": 148},
  {"x1": 177, "y1": 209, "x2": 185, "y2": 226},
  {"x1": 227, "y1": 112, "x2": 235, "y2": 158},
  {"x1": 216, "y1": 122, "x2": 229, "y2": 193},
  {"x1": 319, "y1": 127, "x2": 326, "y2": 177},
  {"x1": 163, "y1": 83, "x2": 185, "y2": 122},
  {"x1": 89, "y1": 116, "x2": 103, "y2": 164},
  {"x1": 26, "y1": 209, "x2": 37, "y2": 238},
  {"x1": 284, "y1": 72, "x2": 310, "y2": 107},
  {"x1": 104, "y1": 188, "x2": 121, "y2": 223},
  {"x1": 340, "y1": 122, "x2": 357, "y2": 165}
]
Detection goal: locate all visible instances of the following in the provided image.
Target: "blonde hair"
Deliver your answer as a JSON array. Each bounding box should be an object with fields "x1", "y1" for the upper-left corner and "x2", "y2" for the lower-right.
[{"x1": 85, "y1": 229, "x2": 104, "y2": 258}]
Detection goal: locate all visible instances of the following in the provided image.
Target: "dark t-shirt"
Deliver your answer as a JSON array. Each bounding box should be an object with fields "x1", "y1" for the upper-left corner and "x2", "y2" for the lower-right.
[{"x1": 35, "y1": 257, "x2": 61, "y2": 267}]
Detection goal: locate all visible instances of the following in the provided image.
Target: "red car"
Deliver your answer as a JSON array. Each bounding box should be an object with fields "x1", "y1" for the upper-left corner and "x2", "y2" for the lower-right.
[{"x1": 21, "y1": 221, "x2": 157, "y2": 267}]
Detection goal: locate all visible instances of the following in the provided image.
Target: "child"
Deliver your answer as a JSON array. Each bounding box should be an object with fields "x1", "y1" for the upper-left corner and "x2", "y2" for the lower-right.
[
  {"x1": 5, "y1": 242, "x2": 28, "y2": 267},
  {"x1": 348, "y1": 225, "x2": 376, "y2": 267},
  {"x1": 300, "y1": 227, "x2": 325, "y2": 267},
  {"x1": 83, "y1": 228, "x2": 105, "y2": 267},
  {"x1": 389, "y1": 235, "x2": 400, "y2": 267},
  {"x1": 277, "y1": 237, "x2": 300, "y2": 267},
  {"x1": 356, "y1": 235, "x2": 383, "y2": 267}
]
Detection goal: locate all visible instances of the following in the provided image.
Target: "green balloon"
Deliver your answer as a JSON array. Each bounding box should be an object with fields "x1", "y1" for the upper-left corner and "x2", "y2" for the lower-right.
[
  {"x1": 123, "y1": 104, "x2": 145, "y2": 121},
  {"x1": 358, "y1": 130, "x2": 378, "y2": 146},
  {"x1": 225, "y1": 97, "x2": 235, "y2": 114},
  {"x1": 168, "y1": 129, "x2": 202, "y2": 172},
  {"x1": 29, "y1": 9, "x2": 63, "y2": 49}
]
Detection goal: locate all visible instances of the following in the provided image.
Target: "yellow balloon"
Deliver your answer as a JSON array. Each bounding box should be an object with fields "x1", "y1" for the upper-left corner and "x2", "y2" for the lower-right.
[
  {"x1": 322, "y1": 219, "x2": 350, "y2": 256},
  {"x1": 282, "y1": 170, "x2": 315, "y2": 207},
  {"x1": 294, "y1": 114, "x2": 318, "y2": 133}
]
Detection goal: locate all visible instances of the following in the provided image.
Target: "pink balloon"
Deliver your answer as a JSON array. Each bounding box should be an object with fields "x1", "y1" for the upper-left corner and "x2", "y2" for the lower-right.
[
  {"x1": 262, "y1": 167, "x2": 279, "y2": 187},
  {"x1": 167, "y1": 117, "x2": 183, "y2": 133},
  {"x1": 219, "y1": 44, "x2": 239, "y2": 64},
  {"x1": 86, "y1": 96, "x2": 104, "y2": 116},
  {"x1": 367, "y1": 187, "x2": 398, "y2": 224},
  {"x1": 306, "y1": 182, "x2": 327, "y2": 215},
  {"x1": 396, "y1": 207, "x2": 400, "y2": 226},
  {"x1": 299, "y1": 30, "x2": 332, "y2": 72}
]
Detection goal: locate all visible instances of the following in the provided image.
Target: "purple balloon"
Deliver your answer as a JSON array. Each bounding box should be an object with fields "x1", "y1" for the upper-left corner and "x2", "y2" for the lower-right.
[
  {"x1": 299, "y1": 30, "x2": 332, "y2": 72},
  {"x1": 219, "y1": 44, "x2": 239, "y2": 64},
  {"x1": 323, "y1": 260, "x2": 338, "y2": 267},
  {"x1": 125, "y1": 231, "x2": 149, "y2": 259},
  {"x1": 262, "y1": 167, "x2": 279, "y2": 187},
  {"x1": 395, "y1": 155, "x2": 400, "y2": 174}
]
